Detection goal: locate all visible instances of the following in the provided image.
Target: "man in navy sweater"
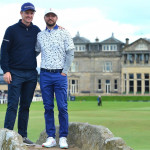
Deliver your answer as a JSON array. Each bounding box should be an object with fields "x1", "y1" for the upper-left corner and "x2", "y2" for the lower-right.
[{"x1": 0, "y1": 2, "x2": 40, "y2": 145}]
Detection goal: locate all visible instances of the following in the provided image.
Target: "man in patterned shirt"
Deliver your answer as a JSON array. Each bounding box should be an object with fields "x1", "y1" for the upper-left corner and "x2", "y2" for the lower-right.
[{"x1": 36, "y1": 8, "x2": 75, "y2": 149}]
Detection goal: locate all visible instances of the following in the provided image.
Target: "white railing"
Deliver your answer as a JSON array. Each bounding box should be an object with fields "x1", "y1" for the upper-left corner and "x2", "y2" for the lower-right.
[
  {"x1": 32, "y1": 97, "x2": 43, "y2": 102},
  {"x1": 0, "y1": 98, "x2": 7, "y2": 104},
  {"x1": 0, "y1": 97, "x2": 43, "y2": 104}
]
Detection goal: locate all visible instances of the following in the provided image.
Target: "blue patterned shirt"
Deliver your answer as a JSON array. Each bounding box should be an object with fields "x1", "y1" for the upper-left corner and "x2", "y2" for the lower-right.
[{"x1": 35, "y1": 25, "x2": 75, "y2": 74}]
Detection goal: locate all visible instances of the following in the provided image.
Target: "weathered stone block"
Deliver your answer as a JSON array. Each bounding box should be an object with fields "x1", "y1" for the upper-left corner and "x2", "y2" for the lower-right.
[
  {"x1": 0, "y1": 128, "x2": 27, "y2": 150},
  {"x1": 36, "y1": 122, "x2": 133, "y2": 150}
]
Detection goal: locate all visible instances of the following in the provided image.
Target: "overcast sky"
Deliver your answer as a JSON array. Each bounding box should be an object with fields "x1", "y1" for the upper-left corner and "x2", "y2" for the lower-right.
[
  {"x1": 1, "y1": 0, "x2": 150, "y2": 43},
  {"x1": 1, "y1": 0, "x2": 150, "y2": 67}
]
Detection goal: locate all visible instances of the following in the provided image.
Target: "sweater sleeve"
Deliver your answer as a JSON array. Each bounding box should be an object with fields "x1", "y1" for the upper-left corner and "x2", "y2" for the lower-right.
[
  {"x1": 62, "y1": 30, "x2": 75, "y2": 74},
  {"x1": 1, "y1": 27, "x2": 12, "y2": 73},
  {"x1": 35, "y1": 33, "x2": 41, "y2": 53},
  {"x1": 62, "y1": 49, "x2": 74, "y2": 74}
]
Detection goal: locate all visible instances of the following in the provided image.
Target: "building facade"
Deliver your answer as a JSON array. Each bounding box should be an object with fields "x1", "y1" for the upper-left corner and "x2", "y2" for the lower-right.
[
  {"x1": 68, "y1": 33, "x2": 150, "y2": 96},
  {"x1": 121, "y1": 38, "x2": 150, "y2": 95},
  {"x1": 1, "y1": 33, "x2": 150, "y2": 96}
]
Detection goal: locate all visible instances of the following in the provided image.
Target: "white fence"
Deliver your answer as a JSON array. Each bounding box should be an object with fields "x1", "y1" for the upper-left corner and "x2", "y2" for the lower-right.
[
  {"x1": 32, "y1": 97, "x2": 43, "y2": 102},
  {"x1": 0, "y1": 98, "x2": 7, "y2": 104},
  {"x1": 0, "y1": 97, "x2": 43, "y2": 104}
]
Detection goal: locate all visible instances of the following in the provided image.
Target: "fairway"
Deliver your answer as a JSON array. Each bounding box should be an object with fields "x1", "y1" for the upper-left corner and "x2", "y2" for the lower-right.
[{"x1": 0, "y1": 101, "x2": 150, "y2": 150}]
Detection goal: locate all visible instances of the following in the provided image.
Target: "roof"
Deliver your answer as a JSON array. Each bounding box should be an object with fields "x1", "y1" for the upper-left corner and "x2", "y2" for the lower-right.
[
  {"x1": 73, "y1": 32, "x2": 90, "y2": 44},
  {"x1": 101, "y1": 33, "x2": 124, "y2": 44},
  {"x1": 122, "y1": 38, "x2": 150, "y2": 50}
]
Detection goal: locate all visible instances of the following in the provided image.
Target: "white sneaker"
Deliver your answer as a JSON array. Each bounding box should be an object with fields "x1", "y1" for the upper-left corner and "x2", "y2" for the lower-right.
[
  {"x1": 59, "y1": 137, "x2": 68, "y2": 149},
  {"x1": 42, "y1": 137, "x2": 56, "y2": 148}
]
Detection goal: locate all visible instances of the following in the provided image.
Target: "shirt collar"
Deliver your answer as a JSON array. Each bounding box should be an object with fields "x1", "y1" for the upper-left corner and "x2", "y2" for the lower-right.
[
  {"x1": 46, "y1": 24, "x2": 58, "y2": 32},
  {"x1": 19, "y1": 19, "x2": 33, "y2": 28}
]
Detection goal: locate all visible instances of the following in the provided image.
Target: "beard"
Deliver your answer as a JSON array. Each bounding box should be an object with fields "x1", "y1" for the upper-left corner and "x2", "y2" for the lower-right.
[{"x1": 46, "y1": 20, "x2": 56, "y2": 27}]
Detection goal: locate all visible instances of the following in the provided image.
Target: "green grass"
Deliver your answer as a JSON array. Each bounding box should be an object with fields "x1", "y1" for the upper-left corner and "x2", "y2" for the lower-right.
[
  {"x1": 0, "y1": 101, "x2": 150, "y2": 150},
  {"x1": 75, "y1": 96, "x2": 150, "y2": 101}
]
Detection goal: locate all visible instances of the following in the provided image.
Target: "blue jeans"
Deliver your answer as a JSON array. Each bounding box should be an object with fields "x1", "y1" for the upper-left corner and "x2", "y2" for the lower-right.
[
  {"x1": 40, "y1": 71, "x2": 68, "y2": 138},
  {"x1": 4, "y1": 68, "x2": 37, "y2": 137}
]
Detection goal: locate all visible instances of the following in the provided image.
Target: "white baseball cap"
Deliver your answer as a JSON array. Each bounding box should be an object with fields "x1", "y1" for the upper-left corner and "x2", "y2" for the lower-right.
[{"x1": 44, "y1": 8, "x2": 58, "y2": 16}]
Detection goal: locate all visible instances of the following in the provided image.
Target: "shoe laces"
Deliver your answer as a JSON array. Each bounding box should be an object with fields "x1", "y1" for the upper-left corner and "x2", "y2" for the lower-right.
[
  {"x1": 60, "y1": 137, "x2": 67, "y2": 143},
  {"x1": 46, "y1": 137, "x2": 55, "y2": 142}
]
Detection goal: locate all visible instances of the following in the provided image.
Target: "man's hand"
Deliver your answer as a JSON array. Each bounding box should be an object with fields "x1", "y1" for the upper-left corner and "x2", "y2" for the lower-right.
[
  {"x1": 61, "y1": 72, "x2": 66, "y2": 76},
  {"x1": 58, "y1": 26, "x2": 65, "y2": 29},
  {"x1": 3, "y1": 72, "x2": 12, "y2": 84}
]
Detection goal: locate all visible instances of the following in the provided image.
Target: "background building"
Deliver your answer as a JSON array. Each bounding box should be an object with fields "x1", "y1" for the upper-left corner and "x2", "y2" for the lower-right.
[
  {"x1": 68, "y1": 32, "x2": 124, "y2": 95},
  {"x1": 121, "y1": 38, "x2": 150, "y2": 95},
  {"x1": 68, "y1": 33, "x2": 150, "y2": 96},
  {"x1": 1, "y1": 33, "x2": 150, "y2": 96}
]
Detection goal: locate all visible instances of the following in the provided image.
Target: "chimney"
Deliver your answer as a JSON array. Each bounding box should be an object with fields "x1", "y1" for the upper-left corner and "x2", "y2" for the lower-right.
[
  {"x1": 76, "y1": 31, "x2": 80, "y2": 37},
  {"x1": 125, "y1": 38, "x2": 129, "y2": 45},
  {"x1": 95, "y1": 37, "x2": 99, "y2": 42}
]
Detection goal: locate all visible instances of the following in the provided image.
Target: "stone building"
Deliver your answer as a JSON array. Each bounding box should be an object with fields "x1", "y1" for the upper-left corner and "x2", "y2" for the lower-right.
[
  {"x1": 68, "y1": 32, "x2": 124, "y2": 95},
  {"x1": 68, "y1": 33, "x2": 150, "y2": 96},
  {"x1": 1, "y1": 33, "x2": 150, "y2": 96},
  {"x1": 121, "y1": 38, "x2": 150, "y2": 95}
]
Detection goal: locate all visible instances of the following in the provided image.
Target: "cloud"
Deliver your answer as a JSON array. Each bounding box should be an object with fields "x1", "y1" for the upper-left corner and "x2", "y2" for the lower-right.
[
  {"x1": 0, "y1": 4, "x2": 147, "y2": 67},
  {"x1": 55, "y1": 7, "x2": 142, "y2": 43},
  {"x1": 0, "y1": 4, "x2": 144, "y2": 44}
]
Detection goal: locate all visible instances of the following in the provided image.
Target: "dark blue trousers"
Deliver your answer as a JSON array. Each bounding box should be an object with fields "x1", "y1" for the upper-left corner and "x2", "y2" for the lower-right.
[
  {"x1": 4, "y1": 69, "x2": 37, "y2": 137},
  {"x1": 40, "y1": 71, "x2": 68, "y2": 138}
]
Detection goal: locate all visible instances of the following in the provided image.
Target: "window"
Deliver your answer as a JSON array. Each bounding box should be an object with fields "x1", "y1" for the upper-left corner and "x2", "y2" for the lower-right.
[
  {"x1": 137, "y1": 74, "x2": 141, "y2": 93},
  {"x1": 68, "y1": 79, "x2": 79, "y2": 94},
  {"x1": 107, "y1": 45, "x2": 109, "y2": 50},
  {"x1": 135, "y1": 44, "x2": 148, "y2": 50},
  {"x1": 129, "y1": 74, "x2": 134, "y2": 79},
  {"x1": 145, "y1": 74, "x2": 149, "y2": 79},
  {"x1": 98, "y1": 79, "x2": 101, "y2": 90},
  {"x1": 75, "y1": 46, "x2": 78, "y2": 51},
  {"x1": 110, "y1": 45, "x2": 113, "y2": 50},
  {"x1": 75, "y1": 45, "x2": 86, "y2": 51},
  {"x1": 137, "y1": 74, "x2": 141, "y2": 79},
  {"x1": 105, "y1": 80, "x2": 111, "y2": 93},
  {"x1": 128, "y1": 54, "x2": 134, "y2": 64},
  {"x1": 70, "y1": 61, "x2": 78, "y2": 72},
  {"x1": 114, "y1": 45, "x2": 117, "y2": 50},
  {"x1": 103, "y1": 45, "x2": 105, "y2": 50},
  {"x1": 103, "y1": 62, "x2": 112, "y2": 72},
  {"x1": 140, "y1": 55, "x2": 143, "y2": 61},
  {"x1": 144, "y1": 54, "x2": 149, "y2": 64},
  {"x1": 129, "y1": 74, "x2": 134, "y2": 93},
  {"x1": 129, "y1": 81, "x2": 134, "y2": 93},
  {"x1": 102, "y1": 45, "x2": 117, "y2": 51},
  {"x1": 145, "y1": 74, "x2": 149, "y2": 93},
  {"x1": 114, "y1": 79, "x2": 117, "y2": 90}
]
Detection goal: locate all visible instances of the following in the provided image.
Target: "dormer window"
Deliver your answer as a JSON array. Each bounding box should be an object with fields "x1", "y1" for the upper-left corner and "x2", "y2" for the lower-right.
[
  {"x1": 75, "y1": 45, "x2": 86, "y2": 52},
  {"x1": 102, "y1": 45, "x2": 117, "y2": 51}
]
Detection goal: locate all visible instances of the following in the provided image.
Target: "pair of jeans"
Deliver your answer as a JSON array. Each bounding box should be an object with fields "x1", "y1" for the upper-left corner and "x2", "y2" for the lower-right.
[
  {"x1": 40, "y1": 71, "x2": 68, "y2": 138},
  {"x1": 4, "y1": 68, "x2": 37, "y2": 137}
]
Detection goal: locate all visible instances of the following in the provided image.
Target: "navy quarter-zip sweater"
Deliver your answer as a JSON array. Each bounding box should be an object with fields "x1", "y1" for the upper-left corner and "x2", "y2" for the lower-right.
[{"x1": 1, "y1": 19, "x2": 41, "y2": 73}]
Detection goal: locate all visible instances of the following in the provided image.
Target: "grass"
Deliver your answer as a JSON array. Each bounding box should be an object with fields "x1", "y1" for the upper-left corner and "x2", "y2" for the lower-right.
[
  {"x1": 75, "y1": 96, "x2": 150, "y2": 101},
  {"x1": 0, "y1": 100, "x2": 150, "y2": 150}
]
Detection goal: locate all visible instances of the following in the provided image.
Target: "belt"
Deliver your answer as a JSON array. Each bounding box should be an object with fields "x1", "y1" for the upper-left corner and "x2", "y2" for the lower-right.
[{"x1": 41, "y1": 68, "x2": 63, "y2": 73}]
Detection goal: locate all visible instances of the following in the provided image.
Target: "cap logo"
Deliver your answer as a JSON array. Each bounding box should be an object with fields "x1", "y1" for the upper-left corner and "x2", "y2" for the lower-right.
[{"x1": 24, "y1": 6, "x2": 34, "y2": 9}]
